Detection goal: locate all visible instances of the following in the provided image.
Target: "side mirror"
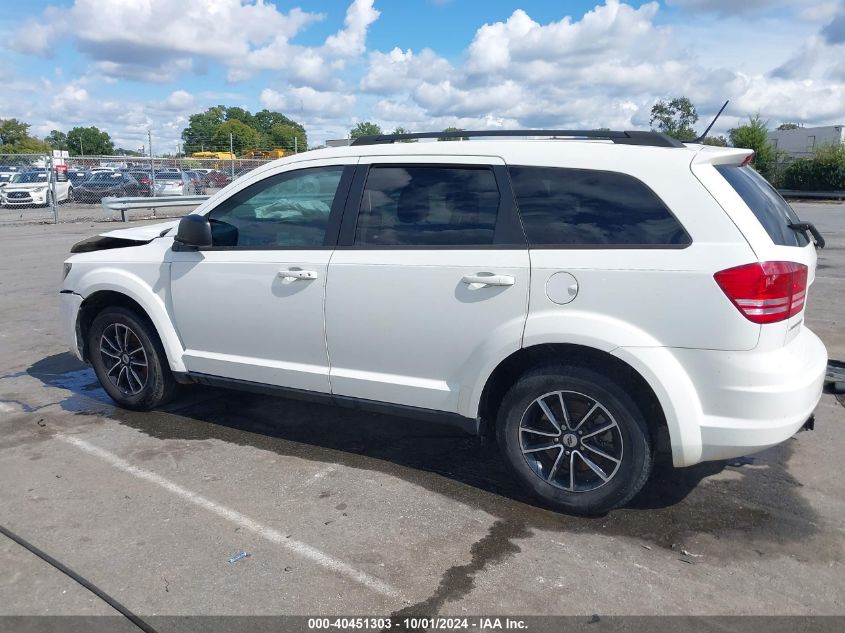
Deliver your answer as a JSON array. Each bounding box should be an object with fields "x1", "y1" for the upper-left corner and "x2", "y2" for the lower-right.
[{"x1": 174, "y1": 214, "x2": 212, "y2": 249}]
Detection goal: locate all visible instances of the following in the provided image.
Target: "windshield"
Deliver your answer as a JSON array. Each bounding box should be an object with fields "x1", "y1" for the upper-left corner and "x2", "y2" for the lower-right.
[{"x1": 11, "y1": 172, "x2": 48, "y2": 184}]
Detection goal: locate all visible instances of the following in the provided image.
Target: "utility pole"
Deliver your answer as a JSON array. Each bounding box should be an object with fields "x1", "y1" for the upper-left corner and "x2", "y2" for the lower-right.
[
  {"x1": 149, "y1": 130, "x2": 156, "y2": 191},
  {"x1": 47, "y1": 152, "x2": 58, "y2": 224},
  {"x1": 294, "y1": 136, "x2": 298, "y2": 154},
  {"x1": 229, "y1": 133, "x2": 235, "y2": 179}
]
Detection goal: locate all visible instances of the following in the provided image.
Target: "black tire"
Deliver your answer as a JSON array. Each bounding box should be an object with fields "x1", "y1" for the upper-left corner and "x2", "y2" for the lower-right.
[
  {"x1": 496, "y1": 364, "x2": 653, "y2": 516},
  {"x1": 88, "y1": 306, "x2": 177, "y2": 410}
]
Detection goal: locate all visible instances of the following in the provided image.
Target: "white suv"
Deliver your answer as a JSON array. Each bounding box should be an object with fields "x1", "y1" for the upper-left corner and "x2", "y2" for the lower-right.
[{"x1": 59, "y1": 130, "x2": 828, "y2": 515}]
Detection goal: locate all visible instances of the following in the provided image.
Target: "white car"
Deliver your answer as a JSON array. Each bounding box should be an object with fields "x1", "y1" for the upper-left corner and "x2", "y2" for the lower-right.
[
  {"x1": 2, "y1": 170, "x2": 72, "y2": 207},
  {"x1": 60, "y1": 130, "x2": 827, "y2": 515},
  {"x1": 152, "y1": 172, "x2": 195, "y2": 196}
]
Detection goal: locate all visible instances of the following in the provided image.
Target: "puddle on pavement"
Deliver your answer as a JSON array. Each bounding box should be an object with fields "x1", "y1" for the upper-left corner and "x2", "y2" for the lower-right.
[{"x1": 20, "y1": 352, "x2": 836, "y2": 566}]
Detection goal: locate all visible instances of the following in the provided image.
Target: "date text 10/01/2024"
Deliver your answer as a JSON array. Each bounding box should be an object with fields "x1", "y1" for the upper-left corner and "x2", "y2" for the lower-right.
[{"x1": 307, "y1": 617, "x2": 528, "y2": 630}]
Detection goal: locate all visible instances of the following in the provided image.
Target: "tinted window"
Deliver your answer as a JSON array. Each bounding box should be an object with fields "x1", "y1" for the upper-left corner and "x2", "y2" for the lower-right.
[
  {"x1": 716, "y1": 165, "x2": 807, "y2": 247},
  {"x1": 354, "y1": 166, "x2": 499, "y2": 246},
  {"x1": 509, "y1": 166, "x2": 690, "y2": 247},
  {"x1": 207, "y1": 166, "x2": 344, "y2": 248}
]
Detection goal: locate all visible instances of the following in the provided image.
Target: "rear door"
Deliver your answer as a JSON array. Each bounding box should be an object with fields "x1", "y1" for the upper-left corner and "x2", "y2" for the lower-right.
[{"x1": 324, "y1": 156, "x2": 529, "y2": 415}]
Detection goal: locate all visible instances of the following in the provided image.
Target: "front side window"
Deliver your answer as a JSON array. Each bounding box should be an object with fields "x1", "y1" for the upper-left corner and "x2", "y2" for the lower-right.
[
  {"x1": 354, "y1": 166, "x2": 500, "y2": 246},
  {"x1": 509, "y1": 166, "x2": 690, "y2": 247},
  {"x1": 207, "y1": 166, "x2": 345, "y2": 248}
]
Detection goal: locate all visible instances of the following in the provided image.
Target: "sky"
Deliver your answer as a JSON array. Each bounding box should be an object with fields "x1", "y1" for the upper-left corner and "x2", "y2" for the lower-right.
[{"x1": 1, "y1": 0, "x2": 843, "y2": 152}]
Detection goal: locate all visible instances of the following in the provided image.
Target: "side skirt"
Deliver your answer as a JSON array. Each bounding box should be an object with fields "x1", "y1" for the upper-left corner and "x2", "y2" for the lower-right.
[{"x1": 174, "y1": 371, "x2": 481, "y2": 436}]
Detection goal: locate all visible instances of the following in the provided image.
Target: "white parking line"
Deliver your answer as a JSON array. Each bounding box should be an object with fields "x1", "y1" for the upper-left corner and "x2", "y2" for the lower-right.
[{"x1": 58, "y1": 434, "x2": 399, "y2": 598}]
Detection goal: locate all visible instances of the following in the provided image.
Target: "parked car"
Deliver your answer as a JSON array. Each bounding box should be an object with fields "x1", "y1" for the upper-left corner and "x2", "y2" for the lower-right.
[
  {"x1": 60, "y1": 130, "x2": 827, "y2": 515},
  {"x1": 127, "y1": 171, "x2": 153, "y2": 197},
  {"x1": 73, "y1": 172, "x2": 142, "y2": 203},
  {"x1": 67, "y1": 170, "x2": 92, "y2": 187},
  {"x1": 183, "y1": 170, "x2": 206, "y2": 195},
  {"x1": 152, "y1": 172, "x2": 196, "y2": 196},
  {"x1": 2, "y1": 170, "x2": 72, "y2": 207},
  {"x1": 203, "y1": 170, "x2": 232, "y2": 188}
]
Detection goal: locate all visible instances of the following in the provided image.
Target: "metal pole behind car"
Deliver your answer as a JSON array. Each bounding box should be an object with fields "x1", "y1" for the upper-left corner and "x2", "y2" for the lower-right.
[
  {"x1": 47, "y1": 153, "x2": 58, "y2": 224},
  {"x1": 229, "y1": 133, "x2": 235, "y2": 180},
  {"x1": 149, "y1": 130, "x2": 156, "y2": 194}
]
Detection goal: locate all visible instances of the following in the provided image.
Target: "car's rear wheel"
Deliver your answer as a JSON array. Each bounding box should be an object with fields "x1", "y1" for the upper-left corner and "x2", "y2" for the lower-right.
[
  {"x1": 88, "y1": 307, "x2": 177, "y2": 410},
  {"x1": 497, "y1": 365, "x2": 653, "y2": 515}
]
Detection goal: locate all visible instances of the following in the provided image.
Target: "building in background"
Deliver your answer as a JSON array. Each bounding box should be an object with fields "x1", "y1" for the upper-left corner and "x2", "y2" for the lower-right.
[{"x1": 768, "y1": 125, "x2": 844, "y2": 160}]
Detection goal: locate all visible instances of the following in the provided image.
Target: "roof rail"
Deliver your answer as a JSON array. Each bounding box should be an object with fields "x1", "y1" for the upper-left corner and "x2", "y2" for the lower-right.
[{"x1": 350, "y1": 129, "x2": 686, "y2": 148}]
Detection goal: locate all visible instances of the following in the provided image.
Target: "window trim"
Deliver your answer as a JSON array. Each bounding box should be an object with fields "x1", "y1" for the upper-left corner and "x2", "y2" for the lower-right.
[
  {"x1": 336, "y1": 163, "x2": 527, "y2": 250},
  {"x1": 508, "y1": 165, "x2": 692, "y2": 250},
  {"x1": 196, "y1": 165, "x2": 354, "y2": 251}
]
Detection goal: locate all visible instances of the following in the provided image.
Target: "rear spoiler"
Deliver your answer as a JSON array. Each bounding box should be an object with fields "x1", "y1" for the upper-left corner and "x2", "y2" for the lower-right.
[{"x1": 690, "y1": 147, "x2": 754, "y2": 167}]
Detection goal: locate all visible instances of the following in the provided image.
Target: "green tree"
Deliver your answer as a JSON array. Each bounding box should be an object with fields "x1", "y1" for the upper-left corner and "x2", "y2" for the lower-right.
[
  {"x1": 66, "y1": 126, "x2": 114, "y2": 156},
  {"x1": 391, "y1": 126, "x2": 417, "y2": 142},
  {"x1": 438, "y1": 126, "x2": 468, "y2": 141},
  {"x1": 253, "y1": 109, "x2": 304, "y2": 135},
  {"x1": 212, "y1": 119, "x2": 261, "y2": 154},
  {"x1": 781, "y1": 144, "x2": 845, "y2": 191},
  {"x1": 650, "y1": 97, "x2": 698, "y2": 140},
  {"x1": 350, "y1": 121, "x2": 383, "y2": 140},
  {"x1": 0, "y1": 118, "x2": 33, "y2": 146},
  {"x1": 777, "y1": 123, "x2": 799, "y2": 131},
  {"x1": 729, "y1": 114, "x2": 780, "y2": 181},
  {"x1": 44, "y1": 130, "x2": 68, "y2": 150},
  {"x1": 268, "y1": 122, "x2": 307, "y2": 152},
  {"x1": 181, "y1": 105, "x2": 227, "y2": 153},
  {"x1": 702, "y1": 135, "x2": 728, "y2": 146},
  {"x1": 224, "y1": 106, "x2": 255, "y2": 128}
]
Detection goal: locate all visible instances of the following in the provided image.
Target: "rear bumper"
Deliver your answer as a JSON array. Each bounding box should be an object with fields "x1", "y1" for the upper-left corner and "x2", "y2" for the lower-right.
[
  {"x1": 685, "y1": 328, "x2": 827, "y2": 462},
  {"x1": 615, "y1": 327, "x2": 827, "y2": 466},
  {"x1": 59, "y1": 291, "x2": 85, "y2": 361}
]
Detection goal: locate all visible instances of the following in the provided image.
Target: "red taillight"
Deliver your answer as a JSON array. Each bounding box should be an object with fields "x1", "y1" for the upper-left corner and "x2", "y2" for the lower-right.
[
  {"x1": 740, "y1": 152, "x2": 754, "y2": 167},
  {"x1": 714, "y1": 261, "x2": 807, "y2": 324}
]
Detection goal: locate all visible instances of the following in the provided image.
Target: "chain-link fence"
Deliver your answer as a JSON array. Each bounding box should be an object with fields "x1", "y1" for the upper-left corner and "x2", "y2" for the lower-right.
[{"x1": 0, "y1": 153, "x2": 276, "y2": 225}]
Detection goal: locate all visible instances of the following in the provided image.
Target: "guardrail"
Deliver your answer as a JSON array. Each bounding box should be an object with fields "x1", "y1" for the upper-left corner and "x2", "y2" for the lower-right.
[
  {"x1": 101, "y1": 195, "x2": 210, "y2": 221},
  {"x1": 778, "y1": 190, "x2": 845, "y2": 200}
]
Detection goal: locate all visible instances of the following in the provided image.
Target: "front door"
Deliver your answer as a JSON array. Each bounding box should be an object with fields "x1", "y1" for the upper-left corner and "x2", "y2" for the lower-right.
[
  {"x1": 169, "y1": 161, "x2": 354, "y2": 392},
  {"x1": 325, "y1": 157, "x2": 529, "y2": 415}
]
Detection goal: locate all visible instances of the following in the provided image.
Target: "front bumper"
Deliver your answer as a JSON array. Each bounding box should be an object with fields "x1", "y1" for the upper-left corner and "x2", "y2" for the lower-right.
[
  {"x1": 3, "y1": 192, "x2": 47, "y2": 206},
  {"x1": 59, "y1": 291, "x2": 85, "y2": 361}
]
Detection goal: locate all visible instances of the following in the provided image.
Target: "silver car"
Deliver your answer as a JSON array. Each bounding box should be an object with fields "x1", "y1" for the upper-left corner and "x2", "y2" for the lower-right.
[{"x1": 152, "y1": 172, "x2": 196, "y2": 196}]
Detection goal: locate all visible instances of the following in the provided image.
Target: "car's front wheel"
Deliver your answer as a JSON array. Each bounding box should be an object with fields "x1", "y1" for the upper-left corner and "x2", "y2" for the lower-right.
[
  {"x1": 88, "y1": 307, "x2": 177, "y2": 410},
  {"x1": 497, "y1": 365, "x2": 653, "y2": 515}
]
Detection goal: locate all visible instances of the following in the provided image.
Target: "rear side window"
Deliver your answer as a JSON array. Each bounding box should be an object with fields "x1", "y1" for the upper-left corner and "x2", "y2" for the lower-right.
[
  {"x1": 354, "y1": 166, "x2": 499, "y2": 246},
  {"x1": 715, "y1": 165, "x2": 808, "y2": 247},
  {"x1": 509, "y1": 166, "x2": 690, "y2": 247}
]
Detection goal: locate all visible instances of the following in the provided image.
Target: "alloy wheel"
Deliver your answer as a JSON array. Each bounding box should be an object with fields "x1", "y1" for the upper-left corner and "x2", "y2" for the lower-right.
[
  {"x1": 519, "y1": 390, "x2": 624, "y2": 492},
  {"x1": 99, "y1": 323, "x2": 149, "y2": 396}
]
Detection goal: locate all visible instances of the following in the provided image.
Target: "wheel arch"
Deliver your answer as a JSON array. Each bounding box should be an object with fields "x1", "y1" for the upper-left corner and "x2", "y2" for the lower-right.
[
  {"x1": 75, "y1": 279, "x2": 186, "y2": 373},
  {"x1": 477, "y1": 343, "x2": 673, "y2": 459}
]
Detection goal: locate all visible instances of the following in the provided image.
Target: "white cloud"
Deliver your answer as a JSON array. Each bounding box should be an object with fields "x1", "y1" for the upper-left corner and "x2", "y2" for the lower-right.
[
  {"x1": 361, "y1": 48, "x2": 452, "y2": 93},
  {"x1": 260, "y1": 87, "x2": 355, "y2": 117},
  {"x1": 4, "y1": 0, "x2": 845, "y2": 149}
]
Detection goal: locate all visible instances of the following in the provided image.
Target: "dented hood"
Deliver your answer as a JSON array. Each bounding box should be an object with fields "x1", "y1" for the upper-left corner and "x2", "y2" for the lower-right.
[
  {"x1": 71, "y1": 219, "x2": 179, "y2": 254},
  {"x1": 98, "y1": 219, "x2": 179, "y2": 241}
]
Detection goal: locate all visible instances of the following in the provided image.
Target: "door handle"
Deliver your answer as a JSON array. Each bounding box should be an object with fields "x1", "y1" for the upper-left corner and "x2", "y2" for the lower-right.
[
  {"x1": 461, "y1": 273, "x2": 515, "y2": 287},
  {"x1": 278, "y1": 269, "x2": 319, "y2": 280}
]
